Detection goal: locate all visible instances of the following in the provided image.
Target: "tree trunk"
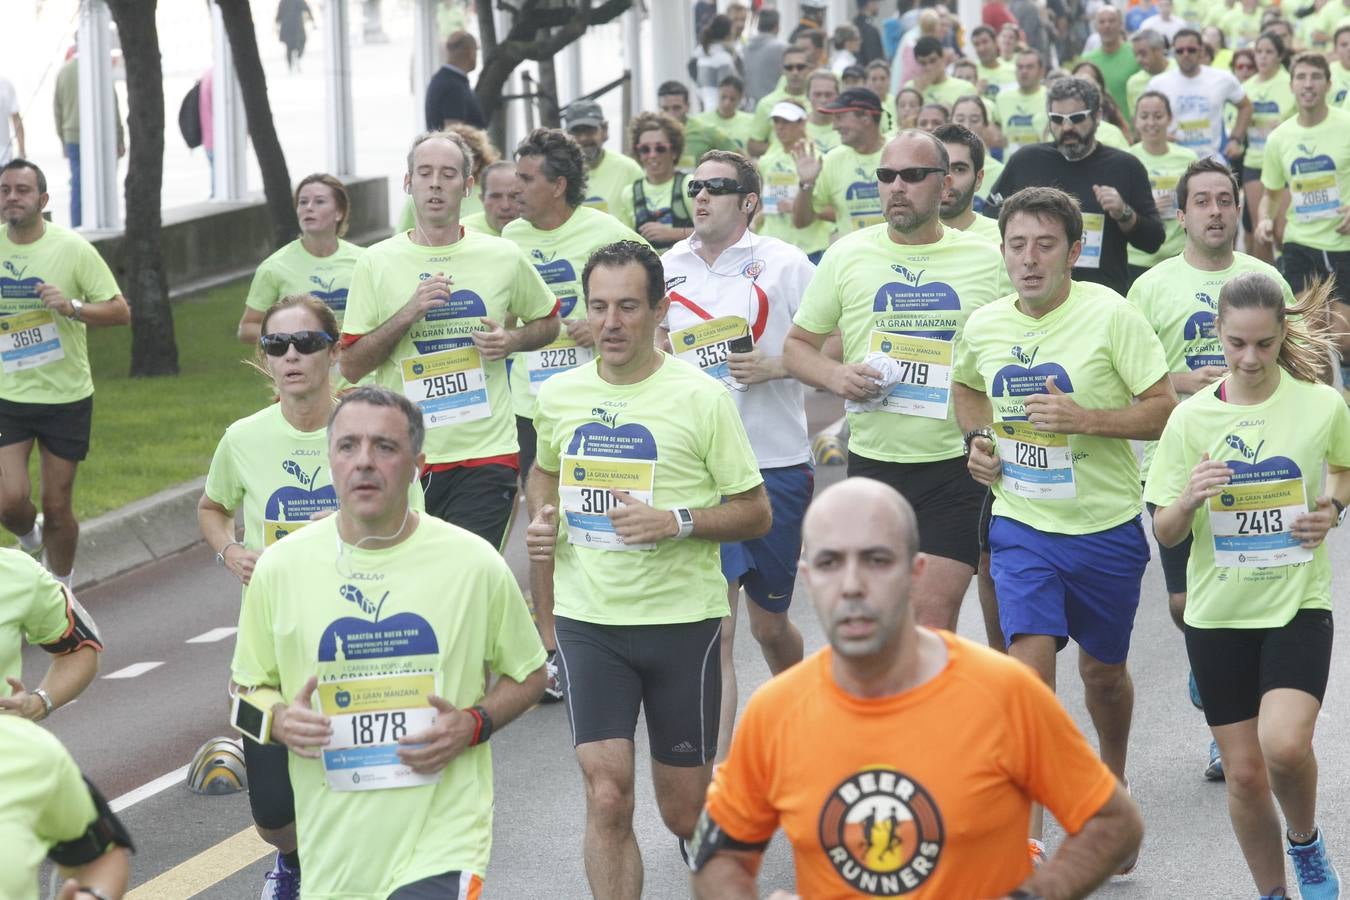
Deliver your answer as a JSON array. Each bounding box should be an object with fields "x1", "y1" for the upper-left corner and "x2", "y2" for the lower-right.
[
  {"x1": 475, "y1": 0, "x2": 632, "y2": 132},
  {"x1": 215, "y1": 0, "x2": 299, "y2": 248},
  {"x1": 104, "y1": 0, "x2": 178, "y2": 377},
  {"x1": 537, "y1": 36, "x2": 560, "y2": 129},
  {"x1": 474, "y1": 0, "x2": 505, "y2": 150}
]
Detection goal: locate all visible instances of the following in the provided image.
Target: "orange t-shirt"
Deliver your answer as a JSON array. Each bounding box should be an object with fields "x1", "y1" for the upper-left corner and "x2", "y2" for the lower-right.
[{"x1": 704, "y1": 631, "x2": 1118, "y2": 898}]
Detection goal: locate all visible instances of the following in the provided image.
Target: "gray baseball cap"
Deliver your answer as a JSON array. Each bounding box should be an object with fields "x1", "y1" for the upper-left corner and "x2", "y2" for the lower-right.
[{"x1": 564, "y1": 99, "x2": 605, "y2": 130}]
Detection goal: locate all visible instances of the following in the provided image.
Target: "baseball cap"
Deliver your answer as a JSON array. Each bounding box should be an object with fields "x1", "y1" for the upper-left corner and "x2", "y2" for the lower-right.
[
  {"x1": 816, "y1": 87, "x2": 883, "y2": 115},
  {"x1": 563, "y1": 99, "x2": 604, "y2": 130},
  {"x1": 769, "y1": 101, "x2": 808, "y2": 122}
]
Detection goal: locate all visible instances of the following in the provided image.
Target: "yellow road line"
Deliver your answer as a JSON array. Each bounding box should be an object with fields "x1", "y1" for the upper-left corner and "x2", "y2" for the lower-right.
[{"x1": 126, "y1": 826, "x2": 271, "y2": 899}]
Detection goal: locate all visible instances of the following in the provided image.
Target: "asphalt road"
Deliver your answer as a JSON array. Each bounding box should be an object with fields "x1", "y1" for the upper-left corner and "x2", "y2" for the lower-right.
[{"x1": 24, "y1": 395, "x2": 1350, "y2": 898}]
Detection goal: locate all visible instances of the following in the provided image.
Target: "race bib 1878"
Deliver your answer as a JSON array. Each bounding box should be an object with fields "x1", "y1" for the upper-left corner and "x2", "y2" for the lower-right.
[{"x1": 317, "y1": 671, "x2": 440, "y2": 792}]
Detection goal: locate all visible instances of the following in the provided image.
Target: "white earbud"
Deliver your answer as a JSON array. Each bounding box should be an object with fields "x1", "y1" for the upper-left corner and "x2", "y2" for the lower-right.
[{"x1": 412, "y1": 468, "x2": 420, "y2": 485}]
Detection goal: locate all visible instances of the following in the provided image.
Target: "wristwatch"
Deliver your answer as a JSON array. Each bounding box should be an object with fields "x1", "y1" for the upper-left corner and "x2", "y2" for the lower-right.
[
  {"x1": 1333, "y1": 498, "x2": 1346, "y2": 528},
  {"x1": 68, "y1": 298, "x2": 84, "y2": 321},
  {"x1": 672, "y1": 507, "x2": 695, "y2": 539},
  {"x1": 216, "y1": 541, "x2": 244, "y2": 567},
  {"x1": 33, "y1": 687, "x2": 54, "y2": 720},
  {"x1": 1113, "y1": 204, "x2": 1135, "y2": 223},
  {"x1": 963, "y1": 427, "x2": 995, "y2": 456}
]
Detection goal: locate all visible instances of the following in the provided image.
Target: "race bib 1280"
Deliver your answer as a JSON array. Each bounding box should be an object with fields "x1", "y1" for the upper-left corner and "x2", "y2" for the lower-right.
[{"x1": 995, "y1": 420, "x2": 1075, "y2": 499}]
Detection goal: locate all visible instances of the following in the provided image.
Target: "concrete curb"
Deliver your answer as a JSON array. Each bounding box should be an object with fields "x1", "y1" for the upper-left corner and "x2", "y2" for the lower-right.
[{"x1": 75, "y1": 477, "x2": 207, "y2": 592}]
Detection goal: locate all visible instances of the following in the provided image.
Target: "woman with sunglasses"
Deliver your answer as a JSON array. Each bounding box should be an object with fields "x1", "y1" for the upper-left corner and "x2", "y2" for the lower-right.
[
  {"x1": 1147, "y1": 274, "x2": 1349, "y2": 900},
  {"x1": 199, "y1": 294, "x2": 422, "y2": 898},
  {"x1": 1126, "y1": 91, "x2": 1198, "y2": 284},
  {"x1": 237, "y1": 174, "x2": 362, "y2": 350},
  {"x1": 1241, "y1": 33, "x2": 1295, "y2": 263},
  {"x1": 615, "y1": 111, "x2": 693, "y2": 251}
]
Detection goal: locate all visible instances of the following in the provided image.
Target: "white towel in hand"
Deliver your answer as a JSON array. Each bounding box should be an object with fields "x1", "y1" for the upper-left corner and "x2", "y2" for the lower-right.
[{"x1": 843, "y1": 352, "x2": 906, "y2": 413}]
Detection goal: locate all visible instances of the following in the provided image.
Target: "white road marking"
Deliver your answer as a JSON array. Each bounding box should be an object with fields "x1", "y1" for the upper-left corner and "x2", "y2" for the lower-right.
[
  {"x1": 110, "y1": 764, "x2": 192, "y2": 813},
  {"x1": 103, "y1": 661, "x2": 165, "y2": 679},
  {"x1": 185, "y1": 627, "x2": 238, "y2": 644}
]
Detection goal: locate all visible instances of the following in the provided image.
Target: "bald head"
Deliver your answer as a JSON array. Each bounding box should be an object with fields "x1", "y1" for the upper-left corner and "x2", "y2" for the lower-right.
[{"x1": 803, "y1": 478, "x2": 919, "y2": 561}]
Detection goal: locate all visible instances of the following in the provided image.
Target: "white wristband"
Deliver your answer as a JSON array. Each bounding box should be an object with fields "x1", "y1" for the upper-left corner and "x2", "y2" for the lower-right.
[{"x1": 672, "y1": 507, "x2": 695, "y2": 539}]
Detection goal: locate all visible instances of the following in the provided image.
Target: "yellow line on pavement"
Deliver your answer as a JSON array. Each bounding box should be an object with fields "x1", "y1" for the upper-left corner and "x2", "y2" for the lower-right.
[{"x1": 126, "y1": 826, "x2": 271, "y2": 899}]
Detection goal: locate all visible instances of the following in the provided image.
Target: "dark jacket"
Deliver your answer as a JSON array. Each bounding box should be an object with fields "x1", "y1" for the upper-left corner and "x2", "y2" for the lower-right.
[
  {"x1": 854, "y1": 14, "x2": 885, "y2": 66},
  {"x1": 425, "y1": 65, "x2": 486, "y2": 131}
]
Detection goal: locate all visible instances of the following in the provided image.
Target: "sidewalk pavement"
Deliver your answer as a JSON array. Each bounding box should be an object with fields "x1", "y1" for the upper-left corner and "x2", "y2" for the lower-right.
[{"x1": 74, "y1": 477, "x2": 207, "y2": 591}]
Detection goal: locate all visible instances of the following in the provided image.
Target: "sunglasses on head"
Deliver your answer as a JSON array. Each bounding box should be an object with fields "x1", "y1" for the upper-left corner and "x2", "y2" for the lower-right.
[
  {"x1": 686, "y1": 177, "x2": 747, "y2": 198},
  {"x1": 1048, "y1": 110, "x2": 1095, "y2": 126},
  {"x1": 260, "y1": 331, "x2": 335, "y2": 356},
  {"x1": 875, "y1": 166, "x2": 947, "y2": 184},
  {"x1": 636, "y1": 143, "x2": 671, "y2": 156}
]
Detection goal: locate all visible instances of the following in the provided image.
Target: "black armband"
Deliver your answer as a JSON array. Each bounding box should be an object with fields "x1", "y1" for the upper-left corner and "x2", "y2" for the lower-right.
[
  {"x1": 688, "y1": 808, "x2": 770, "y2": 873},
  {"x1": 47, "y1": 777, "x2": 135, "y2": 867},
  {"x1": 40, "y1": 587, "x2": 104, "y2": 656}
]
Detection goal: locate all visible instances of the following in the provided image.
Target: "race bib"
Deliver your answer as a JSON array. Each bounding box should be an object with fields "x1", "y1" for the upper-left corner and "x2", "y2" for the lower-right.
[
  {"x1": 764, "y1": 170, "x2": 797, "y2": 215},
  {"x1": 1177, "y1": 117, "x2": 1210, "y2": 150},
  {"x1": 1077, "y1": 213, "x2": 1104, "y2": 270},
  {"x1": 317, "y1": 671, "x2": 440, "y2": 792},
  {"x1": 1290, "y1": 171, "x2": 1341, "y2": 223},
  {"x1": 525, "y1": 333, "x2": 594, "y2": 395},
  {"x1": 671, "y1": 315, "x2": 749, "y2": 391},
  {"x1": 1209, "y1": 477, "x2": 1314, "y2": 568},
  {"x1": 559, "y1": 455, "x2": 656, "y2": 551},
  {"x1": 1151, "y1": 175, "x2": 1179, "y2": 220},
  {"x1": 995, "y1": 421, "x2": 1075, "y2": 499},
  {"x1": 400, "y1": 347, "x2": 490, "y2": 427},
  {"x1": 0, "y1": 309, "x2": 64, "y2": 373},
  {"x1": 867, "y1": 331, "x2": 952, "y2": 420}
]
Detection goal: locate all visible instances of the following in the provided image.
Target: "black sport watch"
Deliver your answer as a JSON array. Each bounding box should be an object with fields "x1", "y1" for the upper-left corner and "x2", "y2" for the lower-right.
[{"x1": 963, "y1": 427, "x2": 995, "y2": 456}]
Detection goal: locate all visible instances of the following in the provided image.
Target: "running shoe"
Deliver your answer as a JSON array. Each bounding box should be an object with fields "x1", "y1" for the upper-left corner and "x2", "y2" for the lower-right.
[
  {"x1": 1028, "y1": 838, "x2": 1046, "y2": 868},
  {"x1": 1205, "y1": 739, "x2": 1225, "y2": 781},
  {"x1": 1288, "y1": 830, "x2": 1341, "y2": 900},
  {"x1": 260, "y1": 853, "x2": 300, "y2": 900},
  {"x1": 1189, "y1": 669, "x2": 1203, "y2": 711},
  {"x1": 542, "y1": 652, "x2": 564, "y2": 704}
]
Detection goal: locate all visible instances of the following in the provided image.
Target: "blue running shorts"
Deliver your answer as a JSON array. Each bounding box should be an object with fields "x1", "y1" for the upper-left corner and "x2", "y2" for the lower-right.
[
  {"x1": 989, "y1": 514, "x2": 1150, "y2": 664},
  {"x1": 721, "y1": 463, "x2": 814, "y2": 613}
]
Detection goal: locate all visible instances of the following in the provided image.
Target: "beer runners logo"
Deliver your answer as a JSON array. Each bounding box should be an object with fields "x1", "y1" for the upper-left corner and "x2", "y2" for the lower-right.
[{"x1": 818, "y1": 767, "x2": 944, "y2": 895}]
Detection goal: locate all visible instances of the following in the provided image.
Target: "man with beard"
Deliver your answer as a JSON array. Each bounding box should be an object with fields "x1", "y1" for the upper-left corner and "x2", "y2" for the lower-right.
[
  {"x1": 988, "y1": 77, "x2": 1164, "y2": 296},
  {"x1": 785, "y1": 130, "x2": 1009, "y2": 634},
  {"x1": 565, "y1": 100, "x2": 644, "y2": 218},
  {"x1": 935, "y1": 124, "x2": 1002, "y2": 243}
]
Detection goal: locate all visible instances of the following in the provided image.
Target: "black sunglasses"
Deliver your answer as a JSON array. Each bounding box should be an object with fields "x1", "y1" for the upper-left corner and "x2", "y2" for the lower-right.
[
  {"x1": 686, "y1": 177, "x2": 747, "y2": 198},
  {"x1": 783, "y1": 63, "x2": 809, "y2": 71},
  {"x1": 1048, "y1": 110, "x2": 1095, "y2": 126},
  {"x1": 260, "y1": 331, "x2": 336, "y2": 356},
  {"x1": 875, "y1": 166, "x2": 947, "y2": 184}
]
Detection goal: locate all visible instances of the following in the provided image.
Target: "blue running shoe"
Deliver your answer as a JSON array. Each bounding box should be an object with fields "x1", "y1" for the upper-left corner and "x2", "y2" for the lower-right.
[
  {"x1": 1288, "y1": 830, "x2": 1341, "y2": 900},
  {"x1": 1205, "y1": 739, "x2": 1225, "y2": 781},
  {"x1": 1189, "y1": 670, "x2": 1204, "y2": 711},
  {"x1": 261, "y1": 852, "x2": 300, "y2": 900}
]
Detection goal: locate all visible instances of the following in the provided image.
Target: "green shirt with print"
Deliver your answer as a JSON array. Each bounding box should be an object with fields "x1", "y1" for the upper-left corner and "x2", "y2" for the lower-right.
[
  {"x1": 904, "y1": 76, "x2": 979, "y2": 111},
  {"x1": 1260, "y1": 106, "x2": 1350, "y2": 252},
  {"x1": 0, "y1": 224, "x2": 120, "y2": 405},
  {"x1": 953, "y1": 280, "x2": 1169, "y2": 535},
  {"x1": 1244, "y1": 73, "x2": 1296, "y2": 170},
  {"x1": 1126, "y1": 141, "x2": 1198, "y2": 268},
  {"x1": 795, "y1": 224, "x2": 1010, "y2": 463},
  {"x1": 754, "y1": 144, "x2": 833, "y2": 255},
  {"x1": 995, "y1": 87, "x2": 1049, "y2": 157},
  {"x1": 245, "y1": 239, "x2": 364, "y2": 326},
  {"x1": 231, "y1": 514, "x2": 545, "y2": 899},
  {"x1": 533, "y1": 353, "x2": 762, "y2": 625},
  {"x1": 812, "y1": 144, "x2": 884, "y2": 234},
  {"x1": 342, "y1": 230, "x2": 556, "y2": 465},
  {"x1": 1145, "y1": 371, "x2": 1350, "y2": 628},
  {"x1": 581, "y1": 151, "x2": 645, "y2": 219},
  {"x1": 0, "y1": 549, "x2": 71, "y2": 697}
]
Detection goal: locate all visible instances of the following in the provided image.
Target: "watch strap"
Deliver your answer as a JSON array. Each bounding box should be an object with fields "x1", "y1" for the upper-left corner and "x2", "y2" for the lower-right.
[
  {"x1": 673, "y1": 507, "x2": 695, "y2": 539},
  {"x1": 33, "y1": 687, "x2": 54, "y2": 719}
]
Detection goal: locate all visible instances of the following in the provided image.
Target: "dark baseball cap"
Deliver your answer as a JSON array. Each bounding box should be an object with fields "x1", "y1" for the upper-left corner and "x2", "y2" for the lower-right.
[
  {"x1": 563, "y1": 99, "x2": 604, "y2": 130},
  {"x1": 817, "y1": 87, "x2": 883, "y2": 115}
]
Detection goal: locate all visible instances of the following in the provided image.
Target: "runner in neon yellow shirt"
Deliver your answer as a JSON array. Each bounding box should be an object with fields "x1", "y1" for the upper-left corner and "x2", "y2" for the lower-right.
[
  {"x1": 696, "y1": 75, "x2": 756, "y2": 152},
  {"x1": 996, "y1": 50, "x2": 1050, "y2": 158},
  {"x1": 786, "y1": 130, "x2": 1010, "y2": 633},
  {"x1": 1128, "y1": 157, "x2": 1292, "y2": 782},
  {"x1": 904, "y1": 35, "x2": 977, "y2": 109},
  {"x1": 232, "y1": 386, "x2": 547, "y2": 900},
  {"x1": 1257, "y1": 53, "x2": 1350, "y2": 334},
  {"x1": 564, "y1": 100, "x2": 645, "y2": 217},
  {"x1": 459, "y1": 160, "x2": 520, "y2": 237},
  {"x1": 657, "y1": 82, "x2": 738, "y2": 171},
  {"x1": 0, "y1": 548, "x2": 102, "y2": 714},
  {"x1": 747, "y1": 46, "x2": 814, "y2": 156},
  {"x1": 753, "y1": 102, "x2": 833, "y2": 260},
  {"x1": 1330, "y1": 26, "x2": 1350, "y2": 105},
  {"x1": 953, "y1": 188, "x2": 1174, "y2": 858},
  {"x1": 1127, "y1": 30, "x2": 1175, "y2": 120},
  {"x1": 340, "y1": 132, "x2": 559, "y2": 551},
  {"x1": 203, "y1": 295, "x2": 426, "y2": 896},
  {"x1": 238, "y1": 174, "x2": 362, "y2": 344},
  {"x1": 1127, "y1": 92, "x2": 1199, "y2": 273},
  {"x1": 805, "y1": 70, "x2": 845, "y2": 155},
  {"x1": 525, "y1": 240, "x2": 768, "y2": 890},
  {"x1": 1147, "y1": 273, "x2": 1350, "y2": 900},
  {"x1": 794, "y1": 88, "x2": 887, "y2": 236},
  {"x1": 970, "y1": 23, "x2": 1017, "y2": 99},
  {"x1": 1238, "y1": 34, "x2": 1295, "y2": 264},
  {"x1": 0, "y1": 159, "x2": 129, "y2": 589},
  {"x1": 1, "y1": 716, "x2": 132, "y2": 900}
]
